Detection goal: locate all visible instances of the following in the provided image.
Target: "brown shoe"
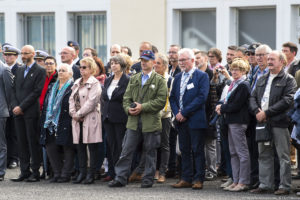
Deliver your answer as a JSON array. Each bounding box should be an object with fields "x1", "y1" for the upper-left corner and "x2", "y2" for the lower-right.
[
  {"x1": 172, "y1": 180, "x2": 192, "y2": 188},
  {"x1": 250, "y1": 187, "x2": 273, "y2": 194},
  {"x1": 274, "y1": 189, "x2": 289, "y2": 195},
  {"x1": 157, "y1": 175, "x2": 166, "y2": 183},
  {"x1": 128, "y1": 172, "x2": 142, "y2": 183},
  {"x1": 192, "y1": 181, "x2": 203, "y2": 190}
]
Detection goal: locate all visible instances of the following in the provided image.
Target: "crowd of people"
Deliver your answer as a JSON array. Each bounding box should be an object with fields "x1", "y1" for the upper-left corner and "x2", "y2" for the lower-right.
[{"x1": 0, "y1": 39, "x2": 300, "y2": 196}]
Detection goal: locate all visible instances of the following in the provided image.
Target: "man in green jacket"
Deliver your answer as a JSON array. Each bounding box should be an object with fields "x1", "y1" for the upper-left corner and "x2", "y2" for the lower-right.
[{"x1": 109, "y1": 50, "x2": 167, "y2": 188}]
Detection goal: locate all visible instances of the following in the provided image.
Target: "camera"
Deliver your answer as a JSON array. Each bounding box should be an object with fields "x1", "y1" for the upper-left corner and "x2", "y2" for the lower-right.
[{"x1": 130, "y1": 103, "x2": 137, "y2": 108}]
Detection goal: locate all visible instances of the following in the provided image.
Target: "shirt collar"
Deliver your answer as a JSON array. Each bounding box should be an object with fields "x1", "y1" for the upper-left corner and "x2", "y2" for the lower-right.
[
  {"x1": 142, "y1": 70, "x2": 152, "y2": 78},
  {"x1": 8, "y1": 62, "x2": 16, "y2": 68},
  {"x1": 26, "y1": 61, "x2": 35, "y2": 69},
  {"x1": 71, "y1": 57, "x2": 79, "y2": 66},
  {"x1": 184, "y1": 67, "x2": 196, "y2": 76},
  {"x1": 257, "y1": 67, "x2": 269, "y2": 73}
]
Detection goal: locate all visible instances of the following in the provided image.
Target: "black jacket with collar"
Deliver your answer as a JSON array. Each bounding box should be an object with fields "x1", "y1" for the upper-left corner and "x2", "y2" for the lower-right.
[
  {"x1": 288, "y1": 59, "x2": 300, "y2": 77},
  {"x1": 221, "y1": 81, "x2": 251, "y2": 124},
  {"x1": 11, "y1": 62, "x2": 46, "y2": 118},
  {"x1": 249, "y1": 70, "x2": 297, "y2": 128},
  {"x1": 168, "y1": 65, "x2": 181, "y2": 77},
  {"x1": 101, "y1": 73, "x2": 130, "y2": 123}
]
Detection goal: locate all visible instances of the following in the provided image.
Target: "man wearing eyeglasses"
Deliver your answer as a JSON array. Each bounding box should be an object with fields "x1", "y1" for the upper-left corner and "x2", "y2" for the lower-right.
[
  {"x1": 11, "y1": 45, "x2": 46, "y2": 182},
  {"x1": 170, "y1": 48, "x2": 209, "y2": 190},
  {"x1": 168, "y1": 44, "x2": 181, "y2": 77},
  {"x1": 60, "y1": 47, "x2": 80, "y2": 80},
  {"x1": 250, "y1": 44, "x2": 272, "y2": 92},
  {"x1": 246, "y1": 43, "x2": 260, "y2": 87}
]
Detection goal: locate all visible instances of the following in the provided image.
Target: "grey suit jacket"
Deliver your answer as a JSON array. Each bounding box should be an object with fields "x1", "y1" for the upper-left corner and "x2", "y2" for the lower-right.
[{"x1": 0, "y1": 60, "x2": 13, "y2": 118}]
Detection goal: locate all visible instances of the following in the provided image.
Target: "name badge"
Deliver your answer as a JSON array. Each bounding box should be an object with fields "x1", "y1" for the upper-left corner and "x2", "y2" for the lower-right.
[{"x1": 187, "y1": 83, "x2": 194, "y2": 90}]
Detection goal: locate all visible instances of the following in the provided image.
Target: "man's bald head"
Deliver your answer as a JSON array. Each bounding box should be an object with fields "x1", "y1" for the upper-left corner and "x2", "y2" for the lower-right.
[
  {"x1": 60, "y1": 46, "x2": 76, "y2": 64},
  {"x1": 21, "y1": 45, "x2": 35, "y2": 65}
]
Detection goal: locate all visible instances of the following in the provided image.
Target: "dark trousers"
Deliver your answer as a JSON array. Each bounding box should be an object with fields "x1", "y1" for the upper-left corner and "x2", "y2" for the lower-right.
[
  {"x1": 15, "y1": 116, "x2": 41, "y2": 175},
  {"x1": 45, "y1": 133, "x2": 75, "y2": 178},
  {"x1": 168, "y1": 126, "x2": 177, "y2": 172},
  {"x1": 220, "y1": 126, "x2": 232, "y2": 178},
  {"x1": 104, "y1": 120, "x2": 126, "y2": 177},
  {"x1": 246, "y1": 116, "x2": 259, "y2": 185},
  {"x1": 5, "y1": 116, "x2": 18, "y2": 163},
  {"x1": 0, "y1": 118, "x2": 7, "y2": 176},
  {"x1": 177, "y1": 122, "x2": 206, "y2": 183},
  {"x1": 115, "y1": 125, "x2": 161, "y2": 185},
  {"x1": 77, "y1": 124, "x2": 100, "y2": 175}
]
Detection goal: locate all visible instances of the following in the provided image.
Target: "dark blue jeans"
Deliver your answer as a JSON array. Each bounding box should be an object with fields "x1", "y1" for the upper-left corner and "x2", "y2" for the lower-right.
[
  {"x1": 177, "y1": 122, "x2": 206, "y2": 183},
  {"x1": 220, "y1": 129, "x2": 232, "y2": 178}
]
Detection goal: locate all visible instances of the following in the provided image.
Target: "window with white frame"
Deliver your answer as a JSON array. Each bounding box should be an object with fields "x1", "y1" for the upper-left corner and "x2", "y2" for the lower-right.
[
  {"x1": 75, "y1": 13, "x2": 107, "y2": 63},
  {"x1": 0, "y1": 14, "x2": 5, "y2": 62},
  {"x1": 238, "y1": 8, "x2": 276, "y2": 49},
  {"x1": 181, "y1": 10, "x2": 216, "y2": 51},
  {"x1": 23, "y1": 14, "x2": 55, "y2": 56}
]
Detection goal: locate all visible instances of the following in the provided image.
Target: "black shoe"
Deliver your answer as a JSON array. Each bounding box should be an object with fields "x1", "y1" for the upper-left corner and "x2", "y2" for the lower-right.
[
  {"x1": 83, "y1": 174, "x2": 94, "y2": 184},
  {"x1": 141, "y1": 181, "x2": 153, "y2": 188},
  {"x1": 73, "y1": 173, "x2": 86, "y2": 184},
  {"x1": 49, "y1": 176, "x2": 60, "y2": 183},
  {"x1": 0, "y1": 174, "x2": 4, "y2": 181},
  {"x1": 26, "y1": 174, "x2": 40, "y2": 182},
  {"x1": 11, "y1": 173, "x2": 31, "y2": 182},
  {"x1": 108, "y1": 180, "x2": 124, "y2": 187},
  {"x1": 165, "y1": 170, "x2": 176, "y2": 178},
  {"x1": 8, "y1": 161, "x2": 18, "y2": 169},
  {"x1": 57, "y1": 177, "x2": 70, "y2": 183},
  {"x1": 292, "y1": 174, "x2": 300, "y2": 180},
  {"x1": 72, "y1": 170, "x2": 79, "y2": 181}
]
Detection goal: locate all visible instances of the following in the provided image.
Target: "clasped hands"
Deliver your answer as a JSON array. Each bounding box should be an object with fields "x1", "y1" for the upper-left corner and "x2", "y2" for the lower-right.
[{"x1": 128, "y1": 102, "x2": 142, "y2": 116}]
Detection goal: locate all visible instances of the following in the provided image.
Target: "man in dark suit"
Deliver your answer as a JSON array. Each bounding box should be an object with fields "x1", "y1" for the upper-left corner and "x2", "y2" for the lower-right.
[
  {"x1": 0, "y1": 58, "x2": 14, "y2": 181},
  {"x1": 2, "y1": 45, "x2": 21, "y2": 169},
  {"x1": 170, "y1": 48, "x2": 209, "y2": 190},
  {"x1": 11, "y1": 45, "x2": 46, "y2": 182},
  {"x1": 60, "y1": 46, "x2": 81, "y2": 80}
]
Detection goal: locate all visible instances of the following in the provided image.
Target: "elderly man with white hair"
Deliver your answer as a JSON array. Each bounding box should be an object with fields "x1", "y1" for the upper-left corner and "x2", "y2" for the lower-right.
[{"x1": 169, "y1": 48, "x2": 210, "y2": 190}]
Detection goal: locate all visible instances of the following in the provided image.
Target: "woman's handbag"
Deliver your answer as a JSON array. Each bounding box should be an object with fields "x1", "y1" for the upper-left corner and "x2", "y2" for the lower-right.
[{"x1": 255, "y1": 122, "x2": 272, "y2": 142}]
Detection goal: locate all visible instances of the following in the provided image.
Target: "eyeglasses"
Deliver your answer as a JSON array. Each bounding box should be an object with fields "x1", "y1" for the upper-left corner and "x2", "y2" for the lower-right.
[
  {"x1": 168, "y1": 51, "x2": 177, "y2": 55},
  {"x1": 59, "y1": 52, "x2": 70, "y2": 55},
  {"x1": 208, "y1": 55, "x2": 216, "y2": 58},
  {"x1": 79, "y1": 66, "x2": 88, "y2": 69},
  {"x1": 21, "y1": 52, "x2": 31, "y2": 55},
  {"x1": 45, "y1": 62, "x2": 55, "y2": 66},
  {"x1": 58, "y1": 69, "x2": 66, "y2": 72},
  {"x1": 178, "y1": 58, "x2": 191, "y2": 63},
  {"x1": 255, "y1": 53, "x2": 268, "y2": 57},
  {"x1": 246, "y1": 52, "x2": 255, "y2": 56},
  {"x1": 111, "y1": 51, "x2": 120, "y2": 54}
]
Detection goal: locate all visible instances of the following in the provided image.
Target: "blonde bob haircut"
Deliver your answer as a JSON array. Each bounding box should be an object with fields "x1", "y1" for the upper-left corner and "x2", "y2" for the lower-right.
[
  {"x1": 80, "y1": 57, "x2": 97, "y2": 75},
  {"x1": 230, "y1": 58, "x2": 251, "y2": 75}
]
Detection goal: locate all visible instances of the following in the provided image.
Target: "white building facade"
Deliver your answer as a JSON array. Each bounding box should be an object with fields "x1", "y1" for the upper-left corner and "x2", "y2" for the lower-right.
[{"x1": 0, "y1": 0, "x2": 300, "y2": 63}]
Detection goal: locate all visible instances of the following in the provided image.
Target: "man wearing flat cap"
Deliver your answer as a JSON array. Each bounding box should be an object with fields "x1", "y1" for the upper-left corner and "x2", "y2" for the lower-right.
[
  {"x1": 34, "y1": 50, "x2": 49, "y2": 68},
  {"x1": 109, "y1": 50, "x2": 167, "y2": 188},
  {"x1": 67, "y1": 41, "x2": 81, "y2": 66},
  {"x1": 2, "y1": 45, "x2": 21, "y2": 169}
]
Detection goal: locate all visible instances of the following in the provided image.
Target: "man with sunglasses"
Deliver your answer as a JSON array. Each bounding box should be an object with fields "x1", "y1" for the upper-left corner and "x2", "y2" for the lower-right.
[
  {"x1": 60, "y1": 47, "x2": 81, "y2": 80},
  {"x1": 246, "y1": 43, "x2": 260, "y2": 86}
]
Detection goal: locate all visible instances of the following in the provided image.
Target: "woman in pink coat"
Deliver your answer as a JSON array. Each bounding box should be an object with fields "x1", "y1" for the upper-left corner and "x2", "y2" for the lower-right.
[{"x1": 69, "y1": 57, "x2": 102, "y2": 184}]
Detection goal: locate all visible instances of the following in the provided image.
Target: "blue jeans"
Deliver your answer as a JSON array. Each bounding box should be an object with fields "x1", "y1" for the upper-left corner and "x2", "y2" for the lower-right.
[{"x1": 177, "y1": 122, "x2": 206, "y2": 183}]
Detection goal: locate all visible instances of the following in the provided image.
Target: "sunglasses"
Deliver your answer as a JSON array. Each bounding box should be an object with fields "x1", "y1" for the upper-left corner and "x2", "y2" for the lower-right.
[
  {"x1": 45, "y1": 62, "x2": 55, "y2": 66},
  {"x1": 79, "y1": 66, "x2": 88, "y2": 69},
  {"x1": 246, "y1": 52, "x2": 255, "y2": 56}
]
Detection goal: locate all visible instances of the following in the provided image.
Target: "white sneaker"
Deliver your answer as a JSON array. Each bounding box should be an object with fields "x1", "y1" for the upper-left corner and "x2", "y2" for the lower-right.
[{"x1": 220, "y1": 178, "x2": 233, "y2": 188}]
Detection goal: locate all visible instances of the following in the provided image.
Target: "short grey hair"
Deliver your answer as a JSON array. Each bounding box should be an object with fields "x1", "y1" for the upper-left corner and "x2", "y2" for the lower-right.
[
  {"x1": 57, "y1": 63, "x2": 73, "y2": 77},
  {"x1": 255, "y1": 44, "x2": 272, "y2": 54},
  {"x1": 178, "y1": 48, "x2": 195, "y2": 60}
]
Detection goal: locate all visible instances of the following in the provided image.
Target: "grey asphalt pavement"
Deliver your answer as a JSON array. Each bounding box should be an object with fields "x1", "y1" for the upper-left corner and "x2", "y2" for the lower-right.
[{"x1": 1, "y1": 168, "x2": 300, "y2": 200}]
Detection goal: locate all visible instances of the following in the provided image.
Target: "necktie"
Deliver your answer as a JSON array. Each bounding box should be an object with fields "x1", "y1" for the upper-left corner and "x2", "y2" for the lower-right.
[
  {"x1": 24, "y1": 66, "x2": 29, "y2": 78},
  {"x1": 179, "y1": 73, "x2": 189, "y2": 110}
]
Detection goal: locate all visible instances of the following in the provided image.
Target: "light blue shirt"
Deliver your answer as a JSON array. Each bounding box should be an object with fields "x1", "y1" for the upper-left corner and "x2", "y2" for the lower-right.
[
  {"x1": 179, "y1": 67, "x2": 195, "y2": 109},
  {"x1": 141, "y1": 71, "x2": 152, "y2": 87},
  {"x1": 251, "y1": 67, "x2": 269, "y2": 92},
  {"x1": 24, "y1": 61, "x2": 35, "y2": 78}
]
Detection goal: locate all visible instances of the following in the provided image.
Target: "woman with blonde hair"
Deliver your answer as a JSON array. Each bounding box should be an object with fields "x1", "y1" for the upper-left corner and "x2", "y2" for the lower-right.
[
  {"x1": 215, "y1": 58, "x2": 251, "y2": 192},
  {"x1": 69, "y1": 57, "x2": 102, "y2": 184}
]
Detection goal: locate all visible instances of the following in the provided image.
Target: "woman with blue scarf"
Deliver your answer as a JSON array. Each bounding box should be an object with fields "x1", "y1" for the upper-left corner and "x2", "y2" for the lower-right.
[
  {"x1": 215, "y1": 58, "x2": 251, "y2": 192},
  {"x1": 40, "y1": 63, "x2": 74, "y2": 183}
]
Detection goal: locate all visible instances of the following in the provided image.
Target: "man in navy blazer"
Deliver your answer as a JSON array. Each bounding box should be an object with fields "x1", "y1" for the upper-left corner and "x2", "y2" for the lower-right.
[{"x1": 170, "y1": 48, "x2": 209, "y2": 189}]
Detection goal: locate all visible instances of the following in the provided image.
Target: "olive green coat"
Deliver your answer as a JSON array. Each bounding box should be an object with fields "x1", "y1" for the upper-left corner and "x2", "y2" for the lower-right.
[{"x1": 123, "y1": 71, "x2": 167, "y2": 132}]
